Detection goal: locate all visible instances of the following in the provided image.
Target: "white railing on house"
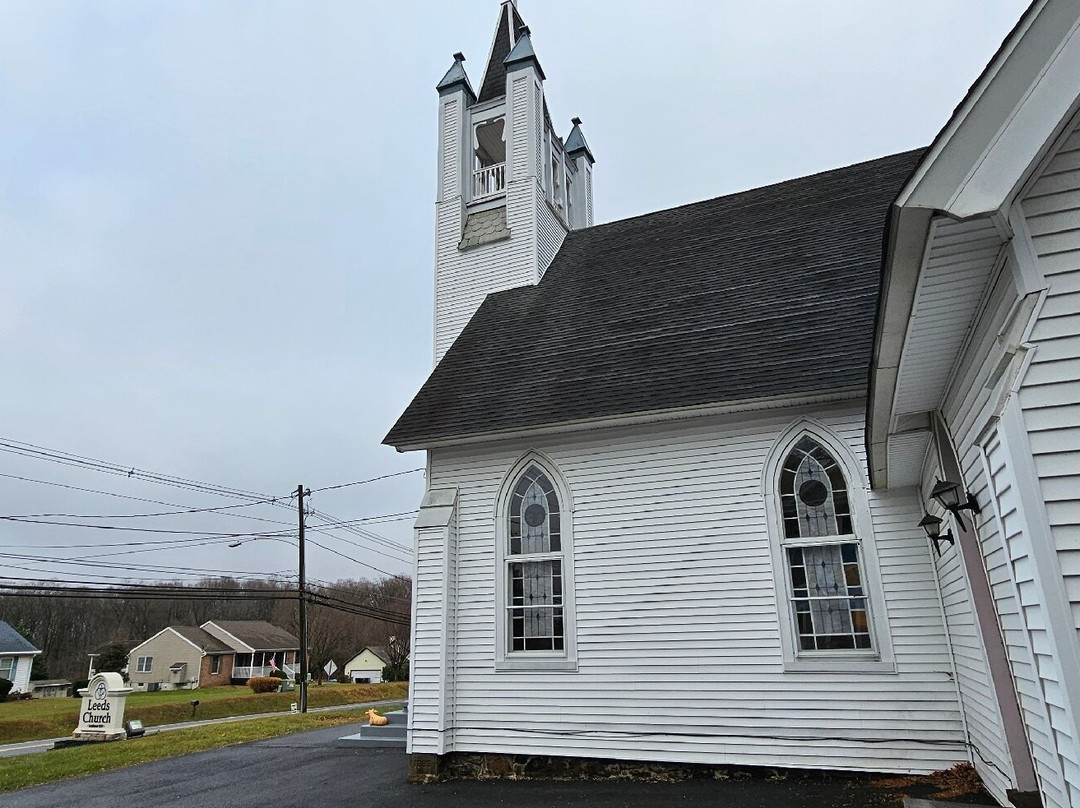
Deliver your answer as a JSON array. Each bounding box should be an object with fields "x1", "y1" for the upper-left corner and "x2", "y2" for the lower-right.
[
  {"x1": 473, "y1": 162, "x2": 505, "y2": 200},
  {"x1": 233, "y1": 663, "x2": 297, "y2": 680}
]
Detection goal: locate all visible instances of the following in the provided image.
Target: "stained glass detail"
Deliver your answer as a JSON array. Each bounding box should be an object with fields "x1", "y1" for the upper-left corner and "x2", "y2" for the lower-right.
[
  {"x1": 508, "y1": 466, "x2": 561, "y2": 555},
  {"x1": 787, "y1": 542, "x2": 871, "y2": 651},
  {"x1": 508, "y1": 560, "x2": 564, "y2": 651},
  {"x1": 780, "y1": 438, "x2": 853, "y2": 539},
  {"x1": 507, "y1": 464, "x2": 565, "y2": 653}
]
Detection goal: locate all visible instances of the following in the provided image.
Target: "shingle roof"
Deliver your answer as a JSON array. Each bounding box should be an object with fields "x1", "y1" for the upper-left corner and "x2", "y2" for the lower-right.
[
  {"x1": 205, "y1": 621, "x2": 299, "y2": 651},
  {"x1": 0, "y1": 621, "x2": 39, "y2": 654},
  {"x1": 477, "y1": 3, "x2": 527, "y2": 103},
  {"x1": 171, "y1": 626, "x2": 233, "y2": 654},
  {"x1": 385, "y1": 149, "x2": 925, "y2": 449}
]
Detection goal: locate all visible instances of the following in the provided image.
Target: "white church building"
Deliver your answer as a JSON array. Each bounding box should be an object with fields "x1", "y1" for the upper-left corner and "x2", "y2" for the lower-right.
[{"x1": 385, "y1": 3, "x2": 1080, "y2": 806}]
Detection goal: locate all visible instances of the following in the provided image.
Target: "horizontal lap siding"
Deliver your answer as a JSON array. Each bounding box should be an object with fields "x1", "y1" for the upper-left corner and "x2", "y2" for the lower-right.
[
  {"x1": 921, "y1": 450, "x2": 1014, "y2": 803},
  {"x1": 426, "y1": 405, "x2": 965, "y2": 773},
  {"x1": 536, "y1": 195, "x2": 567, "y2": 279},
  {"x1": 410, "y1": 527, "x2": 447, "y2": 754},
  {"x1": 1020, "y1": 116, "x2": 1080, "y2": 807}
]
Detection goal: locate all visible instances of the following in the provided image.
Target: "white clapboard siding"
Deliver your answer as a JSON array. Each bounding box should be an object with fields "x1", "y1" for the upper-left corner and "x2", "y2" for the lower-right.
[
  {"x1": 409, "y1": 525, "x2": 449, "y2": 755},
  {"x1": 920, "y1": 451, "x2": 1015, "y2": 804},
  {"x1": 537, "y1": 194, "x2": 567, "y2": 279},
  {"x1": 1022, "y1": 116, "x2": 1080, "y2": 646},
  {"x1": 978, "y1": 430, "x2": 1073, "y2": 808},
  {"x1": 937, "y1": 249, "x2": 1074, "y2": 807},
  {"x1": 413, "y1": 404, "x2": 967, "y2": 774}
]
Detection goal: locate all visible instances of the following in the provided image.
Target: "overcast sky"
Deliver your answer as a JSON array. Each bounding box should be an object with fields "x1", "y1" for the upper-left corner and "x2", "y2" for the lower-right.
[{"x1": 0, "y1": 1, "x2": 1031, "y2": 587}]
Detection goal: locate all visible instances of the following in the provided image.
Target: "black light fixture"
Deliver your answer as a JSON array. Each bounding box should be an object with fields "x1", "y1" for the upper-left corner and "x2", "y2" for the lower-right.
[
  {"x1": 930, "y1": 478, "x2": 981, "y2": 531},
  {"x1": 919, "y1": 512, "x2": 955, "y2": 557}
]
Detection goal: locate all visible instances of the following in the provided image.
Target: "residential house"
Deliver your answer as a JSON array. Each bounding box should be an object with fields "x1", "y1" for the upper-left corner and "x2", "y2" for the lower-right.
[
  {"x1": 127, "y1": 626, "x2": 234, "y2": 691},
  {"x1": 384, "y1": 2, "x2": 1080, "y2": 807},
  {"x1": 199, "y1": 621, "x2": 300, "y2": 683},
  {"x1": 343, "y1": 646, "x2": 389, "y2": 684},
  {"x1": 0, "y1": 621, "x2": 40, "y2": 694}
]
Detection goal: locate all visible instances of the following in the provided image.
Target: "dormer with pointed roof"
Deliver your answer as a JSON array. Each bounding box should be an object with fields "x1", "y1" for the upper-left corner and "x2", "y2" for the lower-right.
[{"x1": 431, "y1": 2, "x2": 597, "y2": 364}]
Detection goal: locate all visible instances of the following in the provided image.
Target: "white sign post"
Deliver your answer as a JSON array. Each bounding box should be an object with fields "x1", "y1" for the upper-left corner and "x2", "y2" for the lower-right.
[{"x1": 73, "y1": 672, "x2": 133, "y2": 742}]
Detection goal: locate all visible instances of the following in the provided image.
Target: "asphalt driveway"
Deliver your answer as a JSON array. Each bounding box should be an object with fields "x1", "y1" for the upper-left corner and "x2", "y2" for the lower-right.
[{"x1": 4, "y1": 721, "x2": 989, "y2": 808}]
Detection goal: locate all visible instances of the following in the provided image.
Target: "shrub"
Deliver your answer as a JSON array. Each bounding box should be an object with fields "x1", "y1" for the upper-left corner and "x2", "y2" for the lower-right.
[
  {"x1": 247, "y1": 677, "x2": 280, "y2": 694},
  {"x1": 269, "y1": 669, "x2": 287, "y2": 680},
  {"x1": 382, "y1": 661, "x2": 409, "y2": 682},
  {"x1": 0, "y1": 678, "x2": 12, "y2": 702},
  {"x1": 71, "y1": 679, "x2": 89, "y2": 696}
]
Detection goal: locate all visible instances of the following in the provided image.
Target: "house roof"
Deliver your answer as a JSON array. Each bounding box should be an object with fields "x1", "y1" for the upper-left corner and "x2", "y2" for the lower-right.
[
  {"x1": 0, "y1": 621, "x2": 40, "y2": 654},
  {"x1": 170, "y1": 626, "x2": 233, "y2": 654},
  {"x1": 385, "y1": 149, "x2": 926, "y2": 449},
  {"x1": 204, "y1": 621, "x2": 299, "y2": 652},
  {"x1": 477, "y1": 2, "x2": 527, "y2": 103}
]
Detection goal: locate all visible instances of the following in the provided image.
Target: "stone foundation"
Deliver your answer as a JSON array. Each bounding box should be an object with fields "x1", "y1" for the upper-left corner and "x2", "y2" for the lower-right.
[{"x1": 409, "y1": 752, "x2": 860, "y2": 786}]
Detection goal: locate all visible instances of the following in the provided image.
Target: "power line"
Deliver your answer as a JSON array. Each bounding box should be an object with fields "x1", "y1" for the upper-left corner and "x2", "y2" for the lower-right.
[
  {"x1": 2, "y1": 497, "x2": 290, "y2": 520},
  {"x1": 0, "y1": 516, "x2": 295, "y2": 538},
  {"x1": 311, "y1": 468, "x2": 424, "y2": 493},
  {"x1": 0, "y1": 437, "x2": 281, "y2": 501}
]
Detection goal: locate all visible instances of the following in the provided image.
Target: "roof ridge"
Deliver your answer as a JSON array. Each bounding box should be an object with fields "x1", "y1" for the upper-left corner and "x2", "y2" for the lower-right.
[{"x1": 573, "y1": 147, "x2": 928, "y2": 238}]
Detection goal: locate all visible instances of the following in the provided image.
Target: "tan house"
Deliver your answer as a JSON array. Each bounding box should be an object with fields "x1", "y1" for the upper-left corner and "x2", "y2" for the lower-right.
[
  {"x1": 343, "y1": 646, "x2": 389, "y2": 684},
  {"x1": 127, "y1": 626, "x2": 234, "y2": 691}
]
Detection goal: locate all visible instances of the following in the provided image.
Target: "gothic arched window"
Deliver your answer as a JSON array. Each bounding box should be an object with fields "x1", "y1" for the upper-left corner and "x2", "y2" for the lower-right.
[
  {"x1": 506, "y1": 465, "x2": 564, "y2": 652},
  {"x1": 778, "y1": 437, "x2": 873, "y2": 653}
]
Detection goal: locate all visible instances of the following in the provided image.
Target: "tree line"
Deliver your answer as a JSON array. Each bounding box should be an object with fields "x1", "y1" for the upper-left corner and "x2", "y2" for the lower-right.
[{"x1": 0, "y1": 575, "x2": 411, "y2": 683}]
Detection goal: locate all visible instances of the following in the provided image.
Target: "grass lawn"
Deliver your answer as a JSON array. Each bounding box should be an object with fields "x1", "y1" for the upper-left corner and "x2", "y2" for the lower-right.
[
  {"x1": 0, "y1": 681, "x2": 408, "y2": 744},
  {"x1": 0, "y1": 707, "x2": 392, "y2": 793}
]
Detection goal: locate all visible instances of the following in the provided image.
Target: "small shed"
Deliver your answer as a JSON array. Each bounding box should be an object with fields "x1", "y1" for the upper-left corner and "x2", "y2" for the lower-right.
[{"x1": 29, "y1": 679, "x2": 72, "y2": 698}]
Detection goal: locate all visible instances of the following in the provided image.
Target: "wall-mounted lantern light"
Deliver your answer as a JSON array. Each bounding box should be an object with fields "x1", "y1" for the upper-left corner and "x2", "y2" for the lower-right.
[
  {"x1": 929, "y1": 478, "x2": 981, "y2": 531},
  {"x1": 919, "y1": 512, "x2": 956, "y2": 557}
]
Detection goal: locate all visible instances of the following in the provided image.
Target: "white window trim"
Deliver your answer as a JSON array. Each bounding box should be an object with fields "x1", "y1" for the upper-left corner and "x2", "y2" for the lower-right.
[
  {"x1": 493, "y1": 450, "x2": 578, "y2": 672},
  {"x1": 0, "y1": 656, "x2": 15, "y2": 680},
  {"x1": 136, "y1": 656, "x2": 153, "y2": 673},
  {"x1": 762, "y1": 419, "x2": 895, "y2": 673}
]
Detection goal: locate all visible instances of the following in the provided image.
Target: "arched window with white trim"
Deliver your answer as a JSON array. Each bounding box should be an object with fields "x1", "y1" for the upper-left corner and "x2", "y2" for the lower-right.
[
  {"x1": 765, "y1": 425, "x2": 892, "y2": 671},
  {"x1": 496, "y1": 455, "x2": 576, "y2": 670}
]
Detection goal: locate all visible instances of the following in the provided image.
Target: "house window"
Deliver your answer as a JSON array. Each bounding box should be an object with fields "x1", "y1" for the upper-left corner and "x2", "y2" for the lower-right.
[
  {"x1": 136, "y1": 656, "x2": 153, "y2": 673},
  {"x1": 0, "y1": 656, "x2": 15, "y2": 681},
  {"x1": 765, "y1": 426, "x2": 893, "y2": 671},
  {"x1": 550, "y1": 155, "x2": 562, "y2": 209},
  {"x1": 496, "y1": 455, "x2": 576, "y2": 670},
  {"x1": 210, "y1": 655, "x2": 221, "y2": 675},
  {"x1": 566, "y1": 174, "x2": 574, "y2": 224}
]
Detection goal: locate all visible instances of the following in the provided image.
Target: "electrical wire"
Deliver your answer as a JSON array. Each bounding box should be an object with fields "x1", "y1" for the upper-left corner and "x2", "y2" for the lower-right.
[{"x1": 311, "y1": 468, "x2": 424, "y2": 492}]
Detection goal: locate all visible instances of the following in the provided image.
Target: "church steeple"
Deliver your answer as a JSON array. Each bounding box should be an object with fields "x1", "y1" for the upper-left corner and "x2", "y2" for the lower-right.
[
  {"x1": 431, "y1": 2, "x2": 597, "y2": 364},
  {"x1": 476, "y1": 1, "x2": 527, "y2": 103}
]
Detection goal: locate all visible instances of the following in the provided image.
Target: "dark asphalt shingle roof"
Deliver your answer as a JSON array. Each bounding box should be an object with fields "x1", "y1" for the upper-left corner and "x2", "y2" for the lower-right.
[
  {"x1": 171, "y1": 626, "x2": 233, "y2": 654},
  {"x1": 205, "y1": 620, "x2": 299, "y2": 652},
  {"x1": 0, "y1": 621, "x2": 39, "y2": 654},
  {"x1": 477, "y1": 3, "x2": 526, "y2": 103},
  {"x1": 385, "y1": 149, "x2": 925, "y2": 449}
]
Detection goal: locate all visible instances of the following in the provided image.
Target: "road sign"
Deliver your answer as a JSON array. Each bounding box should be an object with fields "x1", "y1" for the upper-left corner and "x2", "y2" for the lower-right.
[{"x1": 324, "y1": 660, "x2": 337, "y2": 676}]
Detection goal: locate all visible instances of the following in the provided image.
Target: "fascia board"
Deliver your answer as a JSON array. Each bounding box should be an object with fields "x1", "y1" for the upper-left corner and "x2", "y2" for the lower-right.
[
  {"x1": 867, "y1": 208, "x2": 935, "y2": 489},
  {"x1": 393, "y1": 389, "x2": 865, "y2": 452},
  {"x1": 900, "y1": 0, "x2": 1080, "y2": 218}
]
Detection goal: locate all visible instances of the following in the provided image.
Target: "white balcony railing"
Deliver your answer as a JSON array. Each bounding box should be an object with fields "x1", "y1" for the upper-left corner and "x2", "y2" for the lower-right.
[
  {"x1": 233, "y1": 663, "x2": 297, "y2": 680},
  {"x1": 473, "y1": 162, "x2": 505, "y2": 200}
]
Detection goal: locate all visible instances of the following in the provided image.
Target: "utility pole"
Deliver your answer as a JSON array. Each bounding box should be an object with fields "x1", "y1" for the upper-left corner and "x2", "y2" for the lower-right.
[{"x1": 297, "y1": 484, "x2": 309, "y2": 713}]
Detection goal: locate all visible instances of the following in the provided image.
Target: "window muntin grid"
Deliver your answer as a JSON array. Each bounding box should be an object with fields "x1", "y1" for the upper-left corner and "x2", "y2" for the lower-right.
[
  {"x1": 780, "y1": 436, "x2": 853, "y2": 539},
  {"x1": 778, "y1": 438, "x2": 873, "y2": 654},
  {"x1": 506, "y1": 465, "x2": 564, "y2": 653}
]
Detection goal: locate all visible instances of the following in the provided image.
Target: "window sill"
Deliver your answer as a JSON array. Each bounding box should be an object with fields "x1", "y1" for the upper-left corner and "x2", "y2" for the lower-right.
[
  {"x1": 783, "y1": 655, "x2": 896, "y2": 674},
  {"x1": 495, "y1": 655, "x2": 578, "y2": 672}
]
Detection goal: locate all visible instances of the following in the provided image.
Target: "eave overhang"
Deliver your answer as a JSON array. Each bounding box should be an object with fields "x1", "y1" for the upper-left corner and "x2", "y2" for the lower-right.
[{"x1": 868, "y1": 0, "x2": 1080, "y2": 489}]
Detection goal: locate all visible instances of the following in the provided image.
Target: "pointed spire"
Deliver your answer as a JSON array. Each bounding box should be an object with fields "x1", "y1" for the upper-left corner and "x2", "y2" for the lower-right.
[
  {"x1": 477, "y1": 2, "x2": 527, "y2": 103},
  {"x1": 436, "y1": 52, "x2": 476, "y2": 100},
  {"x1": 504, "y1": 26, "x2": 544, "y2": 79},
  {"x1": 564, "y1": 117, "x2": 595, "y2": 164}
]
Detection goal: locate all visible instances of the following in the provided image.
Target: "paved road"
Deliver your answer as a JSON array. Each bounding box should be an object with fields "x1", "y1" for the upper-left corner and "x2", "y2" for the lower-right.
[
  {"x1": 0, "y1": 698, "x2": 402, "y2": 759},
  {"x1": 3, "y1": 722, "x2": 968, "y2": 808}
]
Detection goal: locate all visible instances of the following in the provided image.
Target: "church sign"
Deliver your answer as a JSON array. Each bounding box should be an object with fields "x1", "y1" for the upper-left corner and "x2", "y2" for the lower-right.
[{"x1": 73, "y1": 672, "x2": 133, "y2": 741}]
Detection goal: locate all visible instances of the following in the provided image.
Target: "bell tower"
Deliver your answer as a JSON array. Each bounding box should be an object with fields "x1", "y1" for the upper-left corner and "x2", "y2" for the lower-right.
[{"x1": 432, "y1": 1, "x2": 596, "y2": 364}]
